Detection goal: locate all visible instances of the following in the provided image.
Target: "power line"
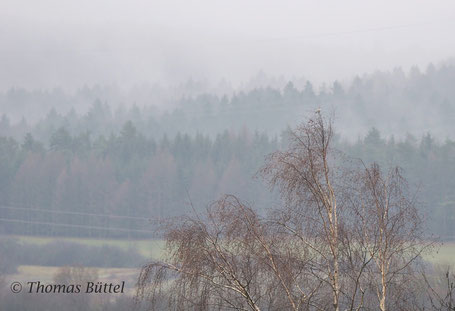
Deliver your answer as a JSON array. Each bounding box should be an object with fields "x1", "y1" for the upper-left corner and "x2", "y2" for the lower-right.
[
  {"x1": 0, "y1": 217, "x2": 155, "y2": 234},
  {"x1": 253, "y1": 20, "x2": 447, "y2": 42},
  {"x1": 0, "y1": 205, "x2": 158, "y2": 221},
  {"x1": 0, "y1": 18, "x2": 453, "y2": 54}
]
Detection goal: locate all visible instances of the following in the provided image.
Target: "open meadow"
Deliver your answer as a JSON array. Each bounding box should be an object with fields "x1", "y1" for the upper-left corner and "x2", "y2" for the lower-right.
[{"x1": 3, "y1": 235, "x2": 453, "y2": 285}]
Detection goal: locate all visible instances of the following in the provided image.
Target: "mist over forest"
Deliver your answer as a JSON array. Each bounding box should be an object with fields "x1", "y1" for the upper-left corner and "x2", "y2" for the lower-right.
[
  {"x1": 1, "y1": 1, "x2": 455, "y2": 310},
  {"x1": 1, "y1": 64, "x2": 455, "y2": 239},
  {"x1": 2, "y1": 62, "x2": 455, "y2": 142}
]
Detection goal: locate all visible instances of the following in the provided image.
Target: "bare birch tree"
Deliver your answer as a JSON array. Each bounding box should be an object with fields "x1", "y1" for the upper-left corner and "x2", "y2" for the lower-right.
[
  {"x1": 137, "y1": 195, "x2": 321, "y2": 311},
  {"x1": 260, "y1": 114, "x2": 432, "y2": 311},
  {"x1": 354, "y1": 163, "x2": 433, "y2": 311},
  {"x1": 138, "y1": 113, "x2": 433, "y2": 311},
  {"x1": 260, "y1": 113, "x2": 346, "y2": 311}
]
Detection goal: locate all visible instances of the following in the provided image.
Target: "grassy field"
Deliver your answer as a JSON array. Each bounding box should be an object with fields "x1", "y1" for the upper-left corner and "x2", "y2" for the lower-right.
[
  {"x1": 425, "y1": 242, "x2": 455, "y2": 266},
  {"x1": 12, "y1": 235, "x2": 165, "y2": 258},
  {"x1": 2, "y1": 236, "x2": 158, "y2": 296},
  {"x1": 9, "y1": 235, "x2": 455, "y2": 266},
  {"x1": 2, "y1": 235, "x2": 453, "y2": 296}
]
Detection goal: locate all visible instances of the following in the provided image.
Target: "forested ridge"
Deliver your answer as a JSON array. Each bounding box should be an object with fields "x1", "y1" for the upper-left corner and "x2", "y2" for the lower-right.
[
  {"x1": 1, "y1": 64, "x2": 455, "y2": 238},
  {"x1": 2, "y1": 63, "x2": 455, "y2": 141},
  {"x1": 0, "y1": 122, "x2": 454, "y2": 238}
]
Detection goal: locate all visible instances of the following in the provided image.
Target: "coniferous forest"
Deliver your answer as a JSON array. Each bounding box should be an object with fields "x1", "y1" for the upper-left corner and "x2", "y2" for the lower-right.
[{"x1": 1, "y1": 65, "x2": 455, "y2": 239}]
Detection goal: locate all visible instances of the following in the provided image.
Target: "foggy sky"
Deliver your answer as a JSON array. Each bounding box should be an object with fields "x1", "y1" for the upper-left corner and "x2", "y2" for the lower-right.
[{"x1": 1, "y1": 0, "x2": 455, "y2": 91}]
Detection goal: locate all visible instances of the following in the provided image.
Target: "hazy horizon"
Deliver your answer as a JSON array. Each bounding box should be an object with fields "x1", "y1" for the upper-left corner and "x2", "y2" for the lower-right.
[{"x1": 1, "y1": 0, "x2": 455, "y2": 92}]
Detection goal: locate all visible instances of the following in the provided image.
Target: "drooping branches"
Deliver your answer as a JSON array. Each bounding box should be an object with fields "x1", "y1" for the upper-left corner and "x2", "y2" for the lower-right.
[
  {"x1": 137, "y1": 195, "x2": 324, "y2": 311},
  {"x1": 138, "y1": 114, "x2": 434, "y2": 311}
]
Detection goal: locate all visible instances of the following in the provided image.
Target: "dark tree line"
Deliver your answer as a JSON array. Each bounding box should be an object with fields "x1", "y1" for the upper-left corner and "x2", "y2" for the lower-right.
[
  {"x1": 0, "y1": 123, "x2": 278, "y2": 237},
  {"x1": 0, "y1": 121, "x2": 454, "y2": 238}
]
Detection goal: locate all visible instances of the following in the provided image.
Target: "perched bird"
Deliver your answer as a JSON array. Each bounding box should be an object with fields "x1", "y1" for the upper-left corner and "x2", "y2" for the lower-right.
[{"x1": 315, "y1": 108, "x2": 321, "y2": 114}]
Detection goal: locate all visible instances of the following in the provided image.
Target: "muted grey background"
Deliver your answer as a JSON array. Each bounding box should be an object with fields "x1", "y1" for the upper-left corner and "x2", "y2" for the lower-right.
[{"x1": 1, "y1": 0, "x2": 454, "y2": 92}]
